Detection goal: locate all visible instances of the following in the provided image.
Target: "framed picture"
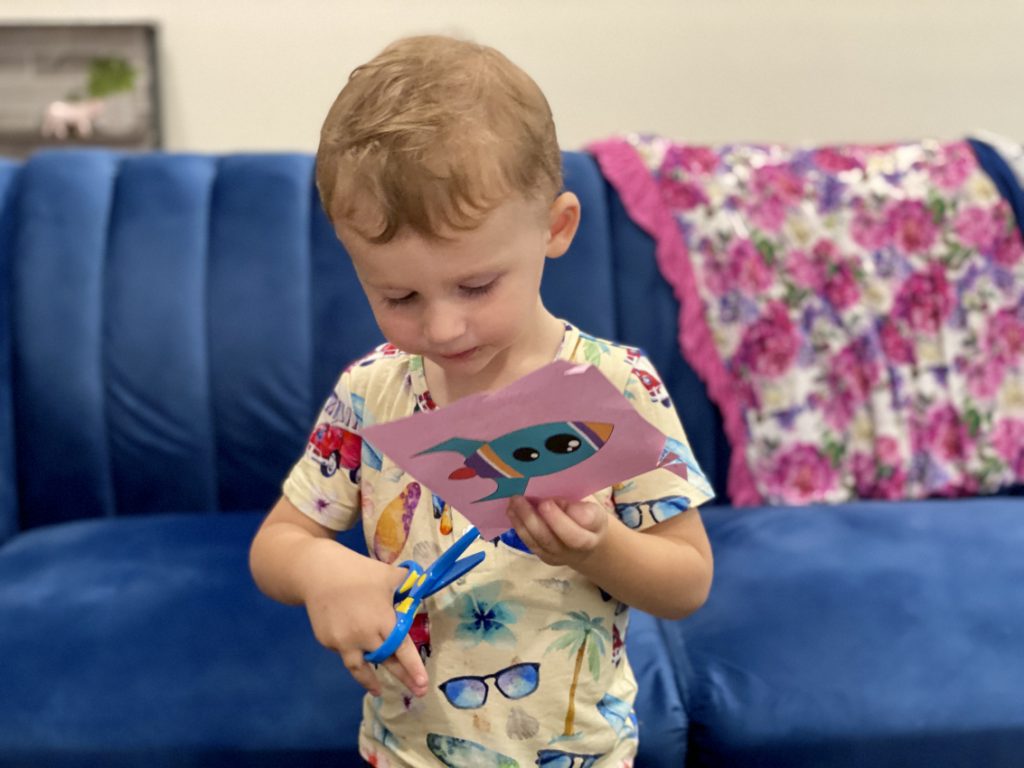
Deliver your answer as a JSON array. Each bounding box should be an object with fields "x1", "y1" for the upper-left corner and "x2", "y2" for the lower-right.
[{"x1": 0, "y1": 23, "x2": 161, "y2": 158}]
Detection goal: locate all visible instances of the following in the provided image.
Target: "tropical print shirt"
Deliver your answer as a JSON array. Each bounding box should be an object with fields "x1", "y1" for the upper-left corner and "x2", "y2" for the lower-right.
[{"x1": 283, "y1": 323, "x2": 714, "y2": 768}]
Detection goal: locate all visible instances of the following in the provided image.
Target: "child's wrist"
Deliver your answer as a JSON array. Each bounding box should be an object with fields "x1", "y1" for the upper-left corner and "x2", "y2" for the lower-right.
[
  {"x1": 571, "y1": 507, "x2": 620, "y2": 574},
  {"x1": 296, "y1": 537, "x2": 360, "y2": 602}
]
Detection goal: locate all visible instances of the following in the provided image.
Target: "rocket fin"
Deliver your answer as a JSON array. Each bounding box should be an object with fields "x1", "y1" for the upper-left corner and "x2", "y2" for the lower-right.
[{"x1": 476, "y1": 476, "x2": 530, "y2": 502}]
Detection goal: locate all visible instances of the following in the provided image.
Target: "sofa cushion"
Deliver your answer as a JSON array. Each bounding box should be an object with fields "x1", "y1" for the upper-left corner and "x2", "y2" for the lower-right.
[
  {"x1": 680, "y1": 496, "x2": 1024, "y2": 767},
  {"x1": 0, "y1": 513, "x2": 364, "y2": 765},
  {"x1": 0, "y1": 159, "x2": 18, "y2": 544},
  {"x1": 6, "y1": 151, "x2": 626, "y2": 533},
  {"x1": 0, "y1": 512, "x2": 691, "y2": 767},
  {"x1": 627, "y1": 609, "x2": 690, "y2": 766}
]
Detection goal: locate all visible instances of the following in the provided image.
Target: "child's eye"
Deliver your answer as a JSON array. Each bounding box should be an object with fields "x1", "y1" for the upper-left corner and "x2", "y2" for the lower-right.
[
  {"x1": 460, "y1": 280, "x2": 496, "y2": 298},
  {"x1": 382, "y1": 293, "x2": 416, "y2": 308}
]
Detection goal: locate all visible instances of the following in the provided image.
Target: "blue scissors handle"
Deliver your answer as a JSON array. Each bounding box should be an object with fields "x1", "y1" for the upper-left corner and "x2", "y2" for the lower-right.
[
  {"x1": 364, "y1": 585, "x2": 423, "y2": 664},
  {"x1": 365, "y1": 527, "x2": 484, "y2": 664}
]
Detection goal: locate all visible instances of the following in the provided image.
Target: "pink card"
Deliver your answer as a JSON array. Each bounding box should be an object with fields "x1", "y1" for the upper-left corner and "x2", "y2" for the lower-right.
[{"x1": 360, "y1": 360, "x2": 695, "y2": 539}]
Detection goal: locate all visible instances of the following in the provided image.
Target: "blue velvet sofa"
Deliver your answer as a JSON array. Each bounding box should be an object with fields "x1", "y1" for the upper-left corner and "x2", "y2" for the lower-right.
[{"x1": 1, "y1": 148, "x2": 1022, "y2": 768}]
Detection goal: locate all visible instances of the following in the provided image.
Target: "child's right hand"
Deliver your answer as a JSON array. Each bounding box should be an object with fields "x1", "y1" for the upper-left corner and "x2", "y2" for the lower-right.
[{"x1": 300, "y1": 539, "x2": 429, "y2": 698}]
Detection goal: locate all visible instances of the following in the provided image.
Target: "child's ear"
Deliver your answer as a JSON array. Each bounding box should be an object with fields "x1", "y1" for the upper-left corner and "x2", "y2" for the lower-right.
[{"x1": 545, "y1": 192, "x2": 581, "y2": 259}]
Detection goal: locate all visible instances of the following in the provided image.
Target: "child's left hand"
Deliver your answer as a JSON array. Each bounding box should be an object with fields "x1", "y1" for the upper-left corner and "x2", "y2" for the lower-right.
[{"x1": 506, "y1": 496, "x2": 608, "y2": 569}]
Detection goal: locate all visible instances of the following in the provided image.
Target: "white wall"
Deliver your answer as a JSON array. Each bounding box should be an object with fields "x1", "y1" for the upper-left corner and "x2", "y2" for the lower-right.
[{"x1": 2, "y1": 0, "x2": 1022, "y2": 153}]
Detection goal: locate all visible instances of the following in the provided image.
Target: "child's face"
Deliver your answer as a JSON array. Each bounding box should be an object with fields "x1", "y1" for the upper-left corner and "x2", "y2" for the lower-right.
[{"x1": 339, "y1": 194, "x2": 577, "y2": 386}]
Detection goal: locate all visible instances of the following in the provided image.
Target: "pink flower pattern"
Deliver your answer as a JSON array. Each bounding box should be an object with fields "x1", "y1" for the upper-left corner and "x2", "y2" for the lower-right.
[
  {"x1": 628, "y1": 136, "x2": 1024, "y2": 504},
  {"x1": 992, "y1": 419, "x2": 1024, "y2": 476},
  {"x1": 762, "y1": 443, "x2": 839, "y2": 504},
  {"x1": 892, "y1": 264, "x2": 955, "y2": 334},
  {"x1": 729, "y1": 238, "x2": 774, "y2": 294},
  {"x1": 886, "y1": 200, "x2": 940, "y2": 254},
  {"x1": 734, "y1": 302, "x2": 799, "y2": 378}
]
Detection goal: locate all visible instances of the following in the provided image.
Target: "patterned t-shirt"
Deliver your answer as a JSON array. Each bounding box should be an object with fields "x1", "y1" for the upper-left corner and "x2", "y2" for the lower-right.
[{"x1": 283, "y1": 323, "x2": 714, "y2": 768}]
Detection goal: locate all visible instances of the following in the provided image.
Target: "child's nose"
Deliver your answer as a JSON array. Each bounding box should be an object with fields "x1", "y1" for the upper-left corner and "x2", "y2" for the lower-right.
[{"x1": 423, "y1": 302, "x2": 467, "y2": 346}]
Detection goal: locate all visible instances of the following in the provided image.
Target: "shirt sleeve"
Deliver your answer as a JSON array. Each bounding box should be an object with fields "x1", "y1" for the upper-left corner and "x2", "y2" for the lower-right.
[
  {"x1": 282, "y1": 366, "x2": 363, "y2": 531},
  {"x1": 611, "y1": 353, "x2": 715, "y2": 532}
]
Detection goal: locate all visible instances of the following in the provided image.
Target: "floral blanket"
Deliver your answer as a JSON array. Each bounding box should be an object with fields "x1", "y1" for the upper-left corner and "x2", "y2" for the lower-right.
[{"x1": 590, "y1": 135, "x2": 1024, "y2": 506}]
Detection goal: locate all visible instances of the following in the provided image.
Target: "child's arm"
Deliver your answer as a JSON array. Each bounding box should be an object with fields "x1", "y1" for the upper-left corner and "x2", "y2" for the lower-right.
[
  {"x1": 506, "y1": 496, "x2": 713, "y2": 620},
  {"x1": 249, "y1": 496, "x2": 430, "y2": 697}
]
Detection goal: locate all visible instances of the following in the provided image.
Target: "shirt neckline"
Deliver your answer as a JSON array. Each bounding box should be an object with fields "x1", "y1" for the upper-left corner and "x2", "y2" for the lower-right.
[{"x1": 408, "y1": 321, "x2": 578, "y2": 413}]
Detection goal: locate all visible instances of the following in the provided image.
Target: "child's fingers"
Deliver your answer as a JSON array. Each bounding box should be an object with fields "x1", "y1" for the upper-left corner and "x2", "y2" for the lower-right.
[
  {"x1": 507, "y1": 499, "x2": 541, "y2": 552},
  {"x1": 341, "y1": 648, "x2": 382, "y2": 696},
  {"x1": 506, "y1": 495, "x2": 527, "y2": 529},
  {"x1": 536, "y1": 499, "x2": 593, "y2": 549},
  {"x1": 385, "y1": 636, "x2": 429, "y2": 697},
  {"x1": 511, "y1": 515, "x2": 542, "y2": 554},
  {"x1": 505, "y1": 496, "x2": 531, "y2": 535},
  {"x1": 564, "y1": 499, "x2": 601, "y2": 531},
  {"x1": 509, "y1": 496, "x2": 558, "y2": 553}
]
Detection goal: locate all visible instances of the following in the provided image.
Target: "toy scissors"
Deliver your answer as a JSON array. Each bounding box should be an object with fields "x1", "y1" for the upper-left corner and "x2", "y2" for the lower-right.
[{"x1": 365, "y1": 526, "x2": 485, "y2": 664}]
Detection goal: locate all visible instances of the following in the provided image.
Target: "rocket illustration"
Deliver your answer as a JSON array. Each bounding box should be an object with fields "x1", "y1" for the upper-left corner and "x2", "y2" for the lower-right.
[{"x1": 416, "y1": 421, "x2": 614, "y2": 502}]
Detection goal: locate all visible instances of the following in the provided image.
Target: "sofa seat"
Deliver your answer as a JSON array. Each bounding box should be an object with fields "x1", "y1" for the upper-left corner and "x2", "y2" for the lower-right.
[
  {"x1": 682, "y1": 496, "x2": 1024, "y2": 767},
  {"x1": 6, "y1": 497, "x2": 1022, "y2": 767},
  {"x1": 0, "y1": 514, "x2": 364, "y2": 767},
  {"x1": 0, "y1": 513, "x2": 693, "y2": 767}
]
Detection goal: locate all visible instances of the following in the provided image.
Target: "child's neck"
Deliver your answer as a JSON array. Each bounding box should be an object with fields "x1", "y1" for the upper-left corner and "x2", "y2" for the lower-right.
[{"x1": 424, "y1": 312, "x2": 565, "y2": 407}]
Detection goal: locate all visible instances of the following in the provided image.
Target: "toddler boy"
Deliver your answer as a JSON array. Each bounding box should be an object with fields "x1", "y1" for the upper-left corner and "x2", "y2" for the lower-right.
[{"x1": 250, "y1": 34, "x2": 714, "y2": 767}]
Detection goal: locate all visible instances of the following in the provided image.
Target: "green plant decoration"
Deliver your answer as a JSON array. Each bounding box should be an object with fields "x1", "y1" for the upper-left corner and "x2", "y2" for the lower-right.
[{"x1": 87, "y1": 57, "x2": 137, "y2": 99}]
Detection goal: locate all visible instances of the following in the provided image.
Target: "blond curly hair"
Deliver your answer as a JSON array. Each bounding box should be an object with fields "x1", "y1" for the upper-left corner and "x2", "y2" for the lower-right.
[{"x1": 316, "y1": 35, "x2": 563, "y2": 243}]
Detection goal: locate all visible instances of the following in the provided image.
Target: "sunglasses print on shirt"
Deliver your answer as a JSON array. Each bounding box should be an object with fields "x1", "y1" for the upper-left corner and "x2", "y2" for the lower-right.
[
  {"x1": 438, "y1": 662, "x2": 540, "y2": 709},
  {"x1": 535, "y1": 749, "x2": 603, "y2": 768},
  {"x1": 614, "y1": 495, "x2": 690, "y2": 529}
]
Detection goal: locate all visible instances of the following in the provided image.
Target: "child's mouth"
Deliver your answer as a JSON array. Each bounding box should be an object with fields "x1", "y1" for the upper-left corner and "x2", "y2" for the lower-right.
[{"x1": 439, "y1": 347, "x2": 478, "y2": 361}]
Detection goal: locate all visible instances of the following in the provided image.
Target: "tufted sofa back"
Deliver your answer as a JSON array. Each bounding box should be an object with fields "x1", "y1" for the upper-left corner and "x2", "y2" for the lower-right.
[{"x1": 0, "y1": 150, "x2": 728, "y2": 537}]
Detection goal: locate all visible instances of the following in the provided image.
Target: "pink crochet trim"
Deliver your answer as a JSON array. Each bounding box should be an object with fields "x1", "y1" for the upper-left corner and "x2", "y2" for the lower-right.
[{"x1": 587, "y1": 138, "x2": 763, "y2": 506}]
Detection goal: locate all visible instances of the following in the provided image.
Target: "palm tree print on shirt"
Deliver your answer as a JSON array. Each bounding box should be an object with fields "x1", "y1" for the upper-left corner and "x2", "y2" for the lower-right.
[{"x1": 544, "y1": 611, "x2": 611, "y2": 736}]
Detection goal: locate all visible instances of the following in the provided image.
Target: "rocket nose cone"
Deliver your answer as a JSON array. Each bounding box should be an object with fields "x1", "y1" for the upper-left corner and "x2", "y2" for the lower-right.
[{"x1": 585, "y1": 422, "x2": 614, "y2": 444}]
